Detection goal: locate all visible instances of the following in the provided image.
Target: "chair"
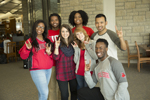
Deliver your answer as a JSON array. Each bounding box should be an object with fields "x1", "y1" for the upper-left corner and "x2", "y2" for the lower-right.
[
  {"x1": 16, "y1": 41, "x2": 25, "y2": 59},
  {"x1": 135, "y1": 41, "x2": 150, "y2": 72},
  {"x1": 125, "y1": 40, "x2": 139, "y2": 68},
  {"x1": 5, "y1": 42, "x2": 17, "y2": 62}
]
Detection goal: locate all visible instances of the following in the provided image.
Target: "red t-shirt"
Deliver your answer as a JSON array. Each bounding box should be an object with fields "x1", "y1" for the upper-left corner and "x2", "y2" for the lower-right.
[
  {"x1": 77, "y1": 49, "x2": 85, "y2": 76},
  {"x1": 48, "y1": 29, "x2": 60, "y2": 66},
  {"x1": 72, "y1": 26, "x2": 94, "y2": 37},
  {"x1": 48, "y1": 29, "x2": 59, "y2": 43}
]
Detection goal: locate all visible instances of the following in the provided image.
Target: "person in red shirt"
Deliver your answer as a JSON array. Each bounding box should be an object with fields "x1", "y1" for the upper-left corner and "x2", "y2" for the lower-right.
[
  {"x1": 19, "y1": 20, "x2": 53, "y2": 100},
  {"x1": 72, "y1": 27, "x2": 97, "y2": 90},
  {"x1": 69, "y1": 10, "x2": 94, "y2": 37},
  {"x1": 48, "y1": 13, "x2": 61, "y2": 100},
  {"x1": 48, "y1": 13, "x2": 61, "y2": 42},
  {"x1": 53, "y1": 24, "x2": 77, "y2": 100}
]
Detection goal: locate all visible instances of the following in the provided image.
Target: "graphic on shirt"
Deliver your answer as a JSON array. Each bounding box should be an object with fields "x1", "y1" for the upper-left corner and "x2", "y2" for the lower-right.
[
  {"x1": 35, "y1": 43, "x2": 46, "y2": 52},
  {"x1": 97, "y1": 72, "x2": 110, "y2": 79},
  {"x1": 121, "y1": 72, "x2": 126, "y2": 78},
  {"x1": 49, "y1": 35, "x2": 58, "y2": 42}
]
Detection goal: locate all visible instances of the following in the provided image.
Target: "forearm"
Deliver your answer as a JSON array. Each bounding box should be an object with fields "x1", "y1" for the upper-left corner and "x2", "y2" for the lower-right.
[
  {"x1": 120, "y1": 37, "x2": 126, "y2": 50},
  {"x1": 114, "y1": 82, "x2": 129, "y2": 100},
  {"x1": 54, "y1": 48, "x2": 59, "y2": 55},
  {"x1": 84, "y1": 71, "x2": 96, "y2": 89}
]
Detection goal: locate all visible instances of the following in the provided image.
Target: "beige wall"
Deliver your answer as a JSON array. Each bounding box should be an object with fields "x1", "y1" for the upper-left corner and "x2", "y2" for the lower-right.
[
  {"x1": 116, "y1": 0, "x2": 150, "y2": 63},
  {"x1": 60, "y1": 0, "x2": 150, "y2": 63},
  {"x1": 60, "y1": 0, "x2": 103, "y2": 31}
]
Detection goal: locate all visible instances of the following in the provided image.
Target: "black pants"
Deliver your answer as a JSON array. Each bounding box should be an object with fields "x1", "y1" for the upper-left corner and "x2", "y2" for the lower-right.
[
  {"x1": 57, "y1": 79, "x2": 77, "y2": 100},
  {"x1": 78, "y1": 87, "x2": 104, "y2": 100}
]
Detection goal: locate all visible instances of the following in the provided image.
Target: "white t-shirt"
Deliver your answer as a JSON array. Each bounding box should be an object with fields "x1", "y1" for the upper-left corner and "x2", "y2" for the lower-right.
[{"x1": 3, "y1": 39, "x2": 11, "y2": 53}]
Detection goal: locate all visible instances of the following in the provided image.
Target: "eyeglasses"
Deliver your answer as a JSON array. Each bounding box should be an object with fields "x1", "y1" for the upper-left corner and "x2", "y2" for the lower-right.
[{"x1": 37, "y1": 25, "x2": 45, "y2": 29}]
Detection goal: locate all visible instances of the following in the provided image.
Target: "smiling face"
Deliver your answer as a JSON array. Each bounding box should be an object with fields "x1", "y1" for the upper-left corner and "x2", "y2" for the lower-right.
[
  {"x1": 95, "y1": 42, "x2": 108, "y2": 61},
  {"x1": 50, "y1": 16, "x2": 59, "y2": 30},
  {"x1": 75, "y1": 31, "x2": 85, "y2": 42},
  {"x1": 74, "y1": 13, "x2": 83, "y2": 25},
  {"x1": 61, "y1": 27, "x2": 70, "y2": 39},
  {"x1": 95, "y1": 17, "x2": 107, "y2": 34},
  {"x1": 36, "y1": 22, "x2": 45, "y2": 36}
]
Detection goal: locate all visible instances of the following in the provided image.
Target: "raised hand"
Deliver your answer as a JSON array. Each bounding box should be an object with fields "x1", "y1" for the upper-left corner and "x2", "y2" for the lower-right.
[
  {"x1": 85, "y1": 59, "x2": 91, "y2": 71},
  {"x1": 71, "y1": 41, "x2": 78, "y2": 48},
  {"x1": 84, "y1": 37, "x2": 89, "y2": 45},
  {"x1": 25, "y1": 40, "x2": 32, "y2": 49},
  {"x1": 46, "y1": 43, "x2": 52, "y2": 55},
  {"x1": 55, "y1": 37, "x2": 60, "y2": 49},
  {"x1": 115, "y1": 26, "x2": 123, "y2": 38}
]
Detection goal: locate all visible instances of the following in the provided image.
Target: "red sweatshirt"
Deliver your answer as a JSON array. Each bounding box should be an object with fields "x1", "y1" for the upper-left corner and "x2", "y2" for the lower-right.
[
  {"x1": 72, "y1": 26, "x2": 94, "y2": 37},
  {"x1": 48, "y1": 29, "x2": 59, "y2": 43},
  {"x1": 19, "y1": 38, "x2": 53, "y2": 70}
]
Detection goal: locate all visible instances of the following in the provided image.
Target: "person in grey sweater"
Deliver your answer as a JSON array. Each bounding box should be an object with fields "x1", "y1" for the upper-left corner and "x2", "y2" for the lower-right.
[{"x1": 78, "y1": 38, "x2": 130, "y2": 100}]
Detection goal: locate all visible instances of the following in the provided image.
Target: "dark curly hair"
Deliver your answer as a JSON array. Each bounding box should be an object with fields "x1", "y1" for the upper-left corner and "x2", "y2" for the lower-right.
[
  {"x1": 49, "y1": 13, "x2": 61, "y2": 29},
  {"x1": 31, "y1": 20, "x2": 53, "y2": 50},
  {"x1": 69, "y1": 10, "x2": 88, "y2": 27}
]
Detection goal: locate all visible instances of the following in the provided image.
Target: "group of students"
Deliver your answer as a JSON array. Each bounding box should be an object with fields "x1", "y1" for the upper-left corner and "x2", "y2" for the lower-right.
[{"x1": 19, "y1": 10, "x2": 130, "y2": 100}]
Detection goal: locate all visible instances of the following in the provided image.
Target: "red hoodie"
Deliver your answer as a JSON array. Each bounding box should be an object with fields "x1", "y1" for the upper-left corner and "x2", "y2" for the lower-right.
[{"x1": 19, "y1": 38, "x2": 53, "y2": 71}]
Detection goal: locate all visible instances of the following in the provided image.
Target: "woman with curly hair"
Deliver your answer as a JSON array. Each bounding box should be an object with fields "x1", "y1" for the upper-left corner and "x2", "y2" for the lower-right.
[
  {"x1": 69, "y1": 10, "x2": 94, "y2": 37},
  {"x1": 72, "y1": 27, "x2": 97, "y2": 89}
]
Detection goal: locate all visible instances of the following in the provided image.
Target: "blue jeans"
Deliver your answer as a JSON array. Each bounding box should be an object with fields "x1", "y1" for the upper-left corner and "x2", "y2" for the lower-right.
[
  {"x1": 76, "y1": 75, "x2": 88, "y2": 89},
  {"x1": 30, "y1": 68, "x2": 52, "y2": 100}
]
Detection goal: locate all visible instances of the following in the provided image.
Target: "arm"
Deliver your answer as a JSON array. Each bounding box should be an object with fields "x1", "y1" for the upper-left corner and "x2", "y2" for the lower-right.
[
  {"x1": 115, "y1": 26, "x2": 126, "y2": 50},
  {"x1": 111, "y1": 59, "x2": 129, "y2": 100},
  {"x1": 19, "y1": 39, "x2": 32, "y2": 60},
  {"x1": 84, "y1": 60, "x2": 98, "y2": 88},
  {"x1": 19, "y1": 44, "x2": 31, "y2": 60},
  {"x1": 53, "y1": 37, "x2": 60, "y2": 60},
  {"x1": 85, "y1": 40, "x2": 98, "y2": 60},
  {"x1": 73, "y1": 47, "x2": 80, "y2": 63}
]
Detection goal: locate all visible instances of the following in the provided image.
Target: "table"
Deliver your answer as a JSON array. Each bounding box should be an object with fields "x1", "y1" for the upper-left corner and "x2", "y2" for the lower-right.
[
  {"x1": 138, "y1": 44, "x2": 150, "y2": 56},
  {"x1": 138, "y1": 44, "x2": 150, "y2": 52}
]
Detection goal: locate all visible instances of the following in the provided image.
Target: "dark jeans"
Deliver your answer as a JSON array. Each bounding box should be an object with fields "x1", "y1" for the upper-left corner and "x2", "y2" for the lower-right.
[
  {"x1": 76, "y1": 75, "x2": 88, "y2": 89},
  {"x1": 57, "y1": 79, "x2": 77, "y2": 100},
  {"x1": 78, "y1": 87, "x2": 104, "y2": 100}
]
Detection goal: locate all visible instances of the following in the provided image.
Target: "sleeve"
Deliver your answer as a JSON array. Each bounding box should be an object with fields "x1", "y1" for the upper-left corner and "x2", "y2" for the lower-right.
[
  {"x1": 90, "y1": 32, "x2": 98, "y2": 40},
  {"x1": 85, "y1": 40, "x2": 98, "y2": 60},
  {"x1": 19, "y1": 44, "x2": 31, "y2": 60},
  {"x1": 110, "y1": 58, "x2": 129, "y2": 100},
  {"x1": 107, "y1": 30, "x2": 124, "y2": 51},
  {"x1": 53, "y1": 53, "x2": 60, "y2": 60},
  {"x1": 73, "y1": 47, "x2": 80, "y2": 63},
  {"x1": 84, "y1": 69, "x2": 98, "y2": 89}
]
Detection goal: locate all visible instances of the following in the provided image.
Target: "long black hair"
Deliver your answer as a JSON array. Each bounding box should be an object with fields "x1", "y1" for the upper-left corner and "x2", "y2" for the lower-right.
[
  {"x1": 49, "y1": 13, "x2": 61, "y2": 29},
  {"x1": 31, "y1": 20, "x2": 53, "y2": 50},
  {"x1": 69, "y1": 10, "x2": 89, "y2": 27}
]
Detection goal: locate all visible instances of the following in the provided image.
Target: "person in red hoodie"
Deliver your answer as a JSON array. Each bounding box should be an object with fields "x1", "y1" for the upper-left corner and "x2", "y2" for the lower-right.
[
  {"x1": 19, "y1": 20, "x2": 53, "y2": 100},
  {"x1": 69, "y1": 10, "x2": 94, "y2": 37},
  {"x1": 48, "y1": 13, "x2": 62, "y2": 100}
]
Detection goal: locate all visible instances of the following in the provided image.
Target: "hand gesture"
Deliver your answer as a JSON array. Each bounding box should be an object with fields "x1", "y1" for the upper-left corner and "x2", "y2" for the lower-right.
[
  {"x1": 115, "y1": 26, "x2": 123, "y2": 38},
  {"x1": 25, "y1": 40, "x2": 32, "y2": 49},
  {"x1": 46, "y1": 43, "x2": 52, "y2": 55},
  {"x1": 85, "y1": 59, "x2": 91, "y2": 71},
  {"x1": 55, "y1": 37, "x2": 60, "y2": 49},
  {"x1": 84, "y1": 37, "x2": 89, "y2": 45},
  {"x1": 71, "y1": 41, "x2": 78, "y2": 48}
]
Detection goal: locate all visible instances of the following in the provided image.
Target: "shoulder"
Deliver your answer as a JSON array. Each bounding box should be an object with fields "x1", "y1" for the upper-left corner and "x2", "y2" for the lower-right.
[
  {"x1": 91, "y1": 31, "x2": 98, "y2": 39},
  {"x1": 83, "y1": 26, "x2": 93, "y2": 31},
  {"x1": 72, "y1": 27, "x2": 76, "y2": 32},
  {"x1": 106, "y1": 29, "x2": 117, "y2": 37},
  {"x1": 108, "y1": 56, "x2": 122, "y2": 68}
]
